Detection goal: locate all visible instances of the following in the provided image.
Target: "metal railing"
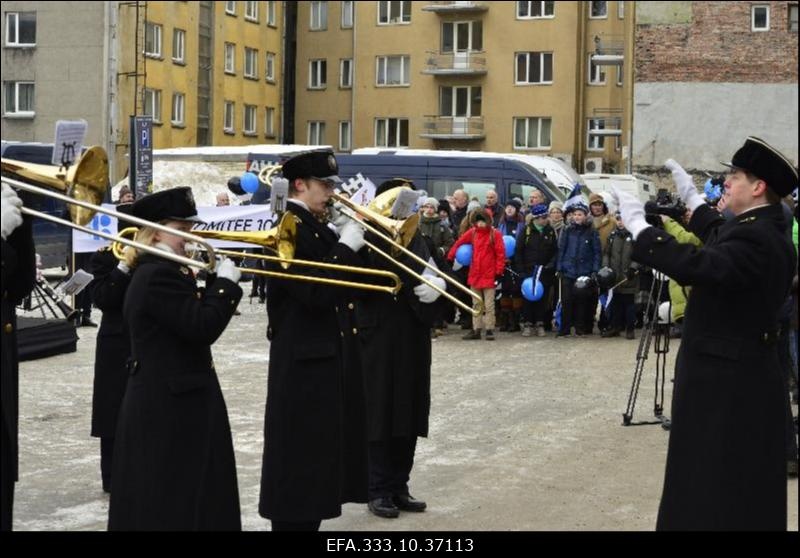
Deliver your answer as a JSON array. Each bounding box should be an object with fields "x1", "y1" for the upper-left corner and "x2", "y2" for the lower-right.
[
  {"x1": 423, "y1": 51, "x2": 487, "y2": 74},
  {"x1": 421, "y1": 116, "x2": 485, "y2": 139},
  {"x1": 422, "y1": 1, "x2": 490, "y2": 12}
]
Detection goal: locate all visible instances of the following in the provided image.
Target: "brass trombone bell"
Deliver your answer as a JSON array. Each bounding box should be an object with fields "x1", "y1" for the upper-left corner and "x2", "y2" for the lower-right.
[
  {"x1": 1, "y1": 146, "x2": 109, "y2": 226},
  {"x1": 258, "y1": 164, "x2": 283, "y2": 185}
]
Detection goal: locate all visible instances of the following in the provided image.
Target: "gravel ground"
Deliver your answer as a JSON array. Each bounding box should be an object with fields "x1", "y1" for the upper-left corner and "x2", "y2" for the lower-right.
[{"x1": 12, "y1": 299, "x2": 798, "y2": 531}]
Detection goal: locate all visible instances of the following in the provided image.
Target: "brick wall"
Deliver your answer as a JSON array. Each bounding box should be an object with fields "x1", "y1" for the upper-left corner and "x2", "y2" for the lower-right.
[{"x1": 636, "y1": 1, "x2": 799, "y2": 82}]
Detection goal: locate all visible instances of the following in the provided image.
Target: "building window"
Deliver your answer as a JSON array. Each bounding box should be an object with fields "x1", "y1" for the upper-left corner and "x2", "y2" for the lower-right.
[
  {"x1": 244, "y1": 105, "x2": 257, "y2": 134},
  {"x1": 309, "y1": 59, "x2": 327, "y2": 88},
  {"x1": 171, "y1": 93, "x2": 185, "y2": 125},
  {"x1": 342, "y1": 1, "x2": 354, "y2": 28},
  {"x1": 144, "y1": 22, "x2": 162, "y2": 57},
  {"x1": 308, "y1": 121, "x2": 326, "y2": 145},
  {"x1": 340, "y1": 59, "x2": 353, "y2": 88},
  {"x1": 616, "y1": 64, "x2": 623, "y2": 86},
  {"x1": 267, "y1": 1, "x2": 277, "y2": 26},
  {"x1": 515, "y1": 52, "x2": 553, "y2": 84},
  {"x1": 514, "y1": 117, "x2": 552, "y2": 149},
  {"x1": 172, "y1": 29, "x2": 186, "y2": 63},
  {"x1": 790, "y1": 5, "x2": 799, "y2": 31},
  {"x1": 225, "y1": 1, "x2": 236, "y2": 15},
  {"x1": 245, "y1": 1, "x2": 259, "y2": 21},
  {"x1": 224, "y1": 101, "x2": 235, "y2": 133},
  {"x1": 440, "y1": 86, "x2": 482, "y2": 117},
  {"x1": 266, "y1": 106, "x2": 276, "y2": 137},
  {"x1": 339, "y1": 121, "x2": 352, "y2": 151},
  {"x1": 590, "y1": 1, "x2": 607, "y2": 18},
  {"x1": 143, "y1": 88, "x2": 162, "y2": 122},
  {"x1": 225, "y1": 43, "x2": 236, "y2": 74},
  {"x1": 516, "y1": 1, "x2": 554, "y2": 19},
  {"x1": 618, "y1": 1, "x2": 625, "y2": 19},
  {"x1": 442, "y1": 21, "x2": 482, "y2": 53},
  {"x1": 378, "y1": 1, "x2": 411, "y2": 25},
  {"x1": 376, "y1": 55, "x2": 410, "y2": 86},
  {"x1": 5, "y1": 12, "x2": 36, "y2": 47},
  {"x1": 3, "y1": 81, "x2": 35, "y2": 116},
  {"x1": 587, "y1": 119, "x2": 607, "y2": 151},
  {"x1": 266, "y1": 52, "x2": 276, "y2": 82},
  {"x1": 311, "y1": 1, "x2": 328, "y2": 30},
  {"x1": 588, "y1": 55, "x2": 606, "y2": 85},
  {"x1": 752, "y1": 5, "x2": 770, "y2": 31},
  {"x1": 245, "y1": 47, "x2": 258, "y2": 78},
  {"x1": 375, "y1": 118, "x2": 409, "y2": 147}
]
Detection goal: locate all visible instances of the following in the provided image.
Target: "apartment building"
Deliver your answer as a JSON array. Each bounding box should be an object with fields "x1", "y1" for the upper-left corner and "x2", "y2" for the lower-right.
[
  {"x1": 633, "y1": 1, "x2": 798, "y2": 172},
  {"x1": 294, "y1": 0, "x2": 635, "y2": 173}
]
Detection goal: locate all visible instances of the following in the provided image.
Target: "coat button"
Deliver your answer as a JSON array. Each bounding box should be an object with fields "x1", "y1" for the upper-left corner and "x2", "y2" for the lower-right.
[
  {"x1": 352, "y1": 327, "x2": 358, "y2": 335},
  {"x1": 335, "y1": 306, "x2": 339, "y2": 312},
  {"x1": 218, "y1": 289, "x2": 225, "y2": 294},
  {"x1": 340, "y1": 331, "x2": 344, "y2": 337},
  {"x1": 196, "y1": 292, "x2": 202, "y2": 299},
  {"x1": 4, "y1": 323, "x2": 12, "y2": 334},
  {"x1": 348, "y1": 303, "x2": 354, "y2": 310}
]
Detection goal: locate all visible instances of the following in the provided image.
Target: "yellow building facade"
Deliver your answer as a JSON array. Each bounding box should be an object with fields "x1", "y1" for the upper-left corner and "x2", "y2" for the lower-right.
[
  {"x1": 114, "y1": 1, "x2": 283, "y2": 174},
  {"x1": 295, "y1": 0, "x2": 634, "y2": 173}
]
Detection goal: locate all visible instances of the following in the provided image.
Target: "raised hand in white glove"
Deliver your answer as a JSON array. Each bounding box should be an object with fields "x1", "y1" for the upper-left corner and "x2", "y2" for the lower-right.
[
  {"x1": 413, "y1": 277, "x2": 447, "y2": 304},
  {"x1": 665, "y1": 159, "x2": 704, "y2": 211},
  {"x1": 215, "y1": 257, "x2": 241, "y2": 283},
  {"x1": 611, "y1": 187, "x2": 650, "y2": 240},
  {"x1": 1, "y1": 184, "x2": 24, "y2": 241},
  {"x1": 338, "y1": 219, "x2": 365, "y2": 252}
]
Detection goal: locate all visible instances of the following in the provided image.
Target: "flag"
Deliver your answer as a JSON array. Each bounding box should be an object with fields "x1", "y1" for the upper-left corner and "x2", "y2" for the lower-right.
[
  {"x1": 562, "y1": 183, "x2": 586, "y2": 214},
  {"x1": 553, "y1": 300, "x2": 562, "y2": 331},
  {"x1": 599, "y1": 288, "x2": 614, "y2": 320}
]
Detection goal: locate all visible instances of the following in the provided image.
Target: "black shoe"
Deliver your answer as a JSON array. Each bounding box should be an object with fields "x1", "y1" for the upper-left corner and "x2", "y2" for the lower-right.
[
  {"x1": 601, "y1": 329, "x2": 620, "y2": 338},
  {"x1": 80, "y1": 316, "x2": 98, "y2": 328},
  {"x1": 462, "y1": 329, "x2": 482, "y2": 340},
  {"x1": 368, "y1": 497, "x2": 399, "y2": 518},
  {"x1": 625, "y1": 329, "x2": 635, "y2": 340},
  {"x1": 259, "y1": 296, "x2": 266, "y2": 304},
  {"x1": 789, "y1": 459, "x2": 798, "y2": 478},
  {"x1": 393, "y1": 493, "x2": 427, "y2": 512},
  {"x1": 485, "y1": 329, "x2": 495, "y2": 340}
]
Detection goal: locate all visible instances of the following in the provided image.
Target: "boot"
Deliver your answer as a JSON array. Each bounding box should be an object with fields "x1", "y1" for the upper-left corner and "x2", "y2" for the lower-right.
[
  {"x1": 521, "y1": 323, "x2": 532, "y2": 337},
  {"x1": 535, "y1": 322, "x2": 546, "y2": 337},
  {"x1": 508, "y1": 311, "x2": 522, "y2": 332},
  {"x1": 498, "y1": 310, "x2": 510, "y2": 332},
  {"x1": 462, "y1": 329, "x2": 482, "y2": 340},
  {"x1": 485, "y1": 329, "x2": 495, "y2": 341}
]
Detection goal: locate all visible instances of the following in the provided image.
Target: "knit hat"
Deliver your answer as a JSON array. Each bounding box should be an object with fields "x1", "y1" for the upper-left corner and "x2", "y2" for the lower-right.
[
  {"x1": 548, "y1": 201, "x2": 564, "y2": 213},
  {"x1": 467, "y1": 200, "x2": 481, "y2": 213},
  {"x1": 530, "y1": 203, "x2": 549, "y2": 218},
  {"x1": 506, "y1": 198, "x2": 522, "y2": 211},
  {"x1": 421, "y1": 196, "x2": 438, "y2": 208},
  {"x1": 438, "y1": 199, "x2": 452, "y2": 216},
  {"x1": 566, "y1": 201, "x2": 589, "y2": 215}
]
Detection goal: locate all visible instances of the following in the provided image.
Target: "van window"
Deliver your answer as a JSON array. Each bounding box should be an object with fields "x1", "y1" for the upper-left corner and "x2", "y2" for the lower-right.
[{"x1": 428, "y1": 179, "x2": 498, "y2": 204}]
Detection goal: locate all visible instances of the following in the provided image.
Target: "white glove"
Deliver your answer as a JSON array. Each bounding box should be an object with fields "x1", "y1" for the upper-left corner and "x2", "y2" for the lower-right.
[
  {"x1": 116, "y1": 261, "x2": 131, "y2": 275},
  {"x1": 329, "y1": 202, "x2": 350, "y2": 232},
  {"x1": 451, "y1": 259, "x2": 463, "y2": 271},
  {"x1": 665, "y1": 159, "x2": 704, "y2": 211},
  {"x1": 215, "y1": 257, "x2": 241, "y2": 283},
  {"x1": 1, "y1": 184, "x2": 24, "y2": 241},
  {"x1": 413, "y1": 277, "x2": 446, "y2": 304},
  {"x1": 338, "y1": 219, "x2": 365, "y2": 252},
  {"x1": 611, "y1": 187, "x2": 650, "y2": 240}
]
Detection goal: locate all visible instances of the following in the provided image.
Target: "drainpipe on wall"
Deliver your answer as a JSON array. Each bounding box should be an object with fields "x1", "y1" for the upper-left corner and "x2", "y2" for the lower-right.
[
  {"x1": 350, "y1": 6, "x2": 356, "y2": 151},
  {"x1": 574, "y1": 2, "x2": 586, "y2": 171}
]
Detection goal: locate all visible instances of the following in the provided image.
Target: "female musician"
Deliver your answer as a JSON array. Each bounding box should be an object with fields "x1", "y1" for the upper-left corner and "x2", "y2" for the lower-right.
[{"x1": 107, "y1": 187, "x2": 243, "y2": 531}]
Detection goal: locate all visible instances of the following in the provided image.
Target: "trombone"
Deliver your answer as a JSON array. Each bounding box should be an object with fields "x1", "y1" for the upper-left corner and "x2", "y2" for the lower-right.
[
  {"x1": 1, "y1": 148, "x2": 220, "y2": 273},
  {"x1": 258, "y1": 163, "x2": 482, "y2": 317},
  {"x1": 116, "y1": 212, "x2": 403, "y2": 295}
]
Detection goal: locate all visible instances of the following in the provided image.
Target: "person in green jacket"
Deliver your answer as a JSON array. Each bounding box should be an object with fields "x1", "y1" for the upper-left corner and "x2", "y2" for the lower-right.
[{"x1": 661, "y1": 213, "x2": 702, "y2": 336}]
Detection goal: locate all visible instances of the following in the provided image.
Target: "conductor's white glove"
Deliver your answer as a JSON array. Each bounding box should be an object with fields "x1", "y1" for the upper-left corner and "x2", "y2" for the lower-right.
[
  {"x1": 413, "y1": 277, "x2": 447, "y2": 304},
  {"x1": 215, "y1": 257, "x2": 241, "y2": 283},
  {"x1": 1, "y1": 184, "x2": 24, "y2": 241},
  {"x1": 665, "y1": 159, "x2": 704, "y2": 212},
  {"x1": 338, "y1": 219, "x2": 365, "y2": 252},
  {"x1": 611, "y1": 187, "x2": 650, "y2": 240}
]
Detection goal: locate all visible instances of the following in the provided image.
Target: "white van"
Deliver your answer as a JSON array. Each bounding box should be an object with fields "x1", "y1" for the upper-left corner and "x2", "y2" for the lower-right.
[{"x1": 580, "y1": 173, "x2": 656, "y2": 203}]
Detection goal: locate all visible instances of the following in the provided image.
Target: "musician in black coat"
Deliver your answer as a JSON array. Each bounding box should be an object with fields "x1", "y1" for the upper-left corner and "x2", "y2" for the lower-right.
[
  {"x1": 355, "y1": 180, "x2": 445, "y2": 519},
  {"x1": 1, "y1": 184, "x2": 36, "y2": 531},
  {"x1": 613, "y1": 137, "x2": 797, "y2": 531},
  {"x1": 88, "y1": 203, "x2": 135, "y2": 494},
  {"x1": 108, "y1": 187, "x2": 243, "y2": 531},
  {"x1": 258, "y1": 150, "x2": 369, "y2": 531}
]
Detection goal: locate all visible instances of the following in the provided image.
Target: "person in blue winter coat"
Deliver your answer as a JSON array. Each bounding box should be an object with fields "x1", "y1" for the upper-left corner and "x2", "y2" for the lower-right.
[
  {"x1": 497, "y1": 200, "x2": 525, "y2": 332},
  {"x1": 556, "y1": 202, "x2": 601, "y2": 336}
]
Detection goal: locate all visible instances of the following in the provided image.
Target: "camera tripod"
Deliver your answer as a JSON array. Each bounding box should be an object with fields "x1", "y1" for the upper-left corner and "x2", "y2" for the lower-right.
[
  {"x1": 622, "y1": 272, "x2": 672, "y2": 430},
  {"x1": 21, "y1": 278, "x2": 79, "y2": 321}
]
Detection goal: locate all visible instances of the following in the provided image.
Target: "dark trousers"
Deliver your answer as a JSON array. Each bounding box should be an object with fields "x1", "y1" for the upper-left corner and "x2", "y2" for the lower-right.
[
  {"x1": 74, "y1": 253, "x2": 92, "y2": 319},
  {"x1": 368, "y1": 437, "x2": 417, "y2": 499},
  {"x1": 271, "y1": 520, "x2": 321, "y2": 531},
  {"x1": 610, "y1": 293, "x2": 636, "y2": 332},
  {"x1": 559, "y1": 277, "x2": 591, "y2": 335},
  {"x1": 1, "y1": 415, "x2": 14, "y2": 531},
  {"x1": 522, "y1": 284, "x2": 550, "y2": 325},
  {"x1": 101, "y1": 437, "x2": 114, "y2": 493},
  {"x1": 777, "y1": 321, "x2": 798, "y2": 462}
]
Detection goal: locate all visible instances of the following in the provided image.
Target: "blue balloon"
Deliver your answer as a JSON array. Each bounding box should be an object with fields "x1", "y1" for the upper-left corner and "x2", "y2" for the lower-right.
[
  {"x1": 241, "y1": 172, "x2": 260, "y2": 194},
  {"x1": 455, "y1": 244, "x2": 473, "y2": 267},
  {"x1": 503, "y1": 235, "x2": 516, "y2": 258},
  {"x1": 521, "y1": 277, "x2": 545, "y2": 302}
]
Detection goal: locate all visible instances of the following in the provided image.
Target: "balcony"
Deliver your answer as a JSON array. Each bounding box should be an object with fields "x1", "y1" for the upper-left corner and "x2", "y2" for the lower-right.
[
  {"x1": 422, "y1": 51, "x2": 487, "y2": 76},
  {"x1": 591, "y1": 35, "x2": 625, "y2": 66},
  {"x1": 420, "y1": 116, "x2": 485, "y2": 140},
  {"x1": 422, "y1": 1, "x2": 489, "y2": 13}
]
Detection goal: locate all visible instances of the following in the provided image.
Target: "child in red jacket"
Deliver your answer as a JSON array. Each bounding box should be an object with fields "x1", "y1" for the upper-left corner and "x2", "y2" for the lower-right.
[{"x1": 447, "y1": 208, "x2": 506, "y2": 340}]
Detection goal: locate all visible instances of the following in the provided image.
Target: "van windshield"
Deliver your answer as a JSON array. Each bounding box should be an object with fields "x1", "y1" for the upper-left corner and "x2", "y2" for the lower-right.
[{"x1": 428, "y1": 179, "x2": 498, "y2": 204}]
